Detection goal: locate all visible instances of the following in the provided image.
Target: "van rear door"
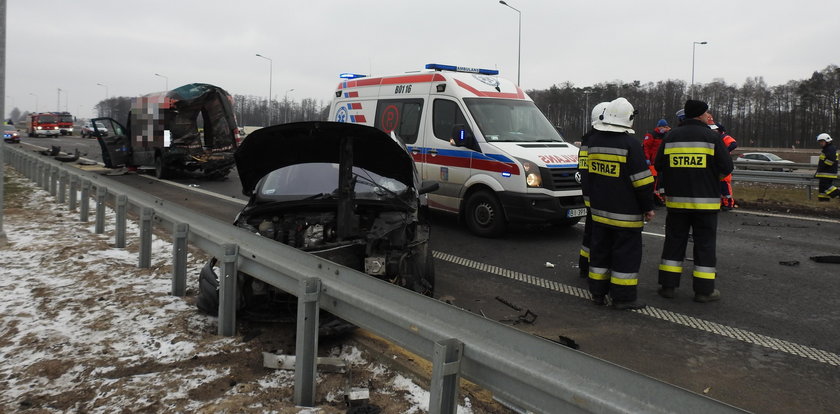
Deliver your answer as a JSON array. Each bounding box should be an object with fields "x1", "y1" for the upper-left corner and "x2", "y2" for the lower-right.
[{"x1": 92, "y1": 117, "x2": 131, "y2": 168}]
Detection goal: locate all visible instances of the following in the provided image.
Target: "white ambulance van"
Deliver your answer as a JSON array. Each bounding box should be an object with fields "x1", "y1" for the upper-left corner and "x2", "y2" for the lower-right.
[{"x1": 328, "y1": 63, "x2": 585, "y2": 237}]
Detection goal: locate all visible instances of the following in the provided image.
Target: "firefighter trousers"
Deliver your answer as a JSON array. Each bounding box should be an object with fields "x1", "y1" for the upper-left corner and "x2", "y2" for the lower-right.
[
  {"x1": 588, "y1": 224, "x2": 642, "y2": 302},
  {"x1": 578, "y1": 210, "x2": 592, "y2": 278},
  {"x1": 817, "y1": 178, "x2": 838, "y2": 200},
  {"x1": 658, "y1": 211, "x2": 718, "y2": 295}
]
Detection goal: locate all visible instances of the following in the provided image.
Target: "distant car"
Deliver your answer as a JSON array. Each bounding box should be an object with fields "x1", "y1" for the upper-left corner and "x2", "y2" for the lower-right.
[
  {"x1": 3, "y1": 125, "x2": 21, "y2": 143},
  {"x1": 735, "y1": 152, "x2": 795, "y2": 172},
  {"x1": 81, "y1": 122, "x2": 108, "y2": 138}
]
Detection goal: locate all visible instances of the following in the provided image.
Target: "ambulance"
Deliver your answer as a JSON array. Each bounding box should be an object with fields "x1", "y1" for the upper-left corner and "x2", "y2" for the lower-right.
[{"x1": 328, "y1": 63, "x2": 585, "y2": 237}]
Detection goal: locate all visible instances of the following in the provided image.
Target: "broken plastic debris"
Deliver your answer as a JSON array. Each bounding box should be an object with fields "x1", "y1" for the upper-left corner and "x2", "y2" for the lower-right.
[{"x1": 545, "y1": 261, "x2": 555, "y2": 268}]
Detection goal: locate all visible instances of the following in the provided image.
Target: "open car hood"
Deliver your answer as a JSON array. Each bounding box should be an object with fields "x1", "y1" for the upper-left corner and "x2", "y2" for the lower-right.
[{"x1": 235, "y1": 122, "x2": 417, "y2": 196}]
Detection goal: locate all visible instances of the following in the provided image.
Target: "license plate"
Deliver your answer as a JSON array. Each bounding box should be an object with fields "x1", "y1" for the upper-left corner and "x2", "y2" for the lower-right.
[{"x1": 567, "y1": 208, "x2": 588, "y2": 218}]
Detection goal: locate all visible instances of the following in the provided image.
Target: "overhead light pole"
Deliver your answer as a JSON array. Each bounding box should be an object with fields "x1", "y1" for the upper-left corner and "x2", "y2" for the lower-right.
[
  {"x1": 97, "y1": 82, "x2": 109, "y2": 99},
  {"x1": 691, "y1": 41, "x2": 708, "y2": 97},
  {"x1": 499, "y1": 0, "x2": 521, "y2": 86},
  {"x1": 29, "y1": 92, "x2": 38, "y2": 112},
  {"x1": 154, "y1": 73, "x2": 168, "y2": 92},
  {"x1": 57, "y1": 88, "x2": 62, "y2": 111},
  {"x1": 256, "y1": 53, "x2": 273, "y2": 125}
]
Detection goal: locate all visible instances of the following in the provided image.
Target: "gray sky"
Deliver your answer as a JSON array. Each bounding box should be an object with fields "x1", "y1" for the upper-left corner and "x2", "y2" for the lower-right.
[{"x1": 4, "y1": 0, "x2": 839, "y2": 120}]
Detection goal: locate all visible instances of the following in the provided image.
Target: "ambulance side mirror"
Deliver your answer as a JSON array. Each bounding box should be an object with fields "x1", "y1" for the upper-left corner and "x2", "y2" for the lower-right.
[{"x1": 450, "y1": 124, "x2": 479, "y2": 151}]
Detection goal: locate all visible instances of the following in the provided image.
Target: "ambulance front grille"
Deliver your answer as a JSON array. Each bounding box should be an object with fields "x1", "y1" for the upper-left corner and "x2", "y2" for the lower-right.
[{"x1": 546, "y1": 168, "x2": 581, "y2": 190}]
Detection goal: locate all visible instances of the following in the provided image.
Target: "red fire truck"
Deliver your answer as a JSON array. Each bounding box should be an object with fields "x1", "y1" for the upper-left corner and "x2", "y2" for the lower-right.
[
  {"x1": 28, "y1": 113, "x2": 60, "y2": 137},
  {"x1": 54, "y1": 112, "x2": 74, "y2": 135}
]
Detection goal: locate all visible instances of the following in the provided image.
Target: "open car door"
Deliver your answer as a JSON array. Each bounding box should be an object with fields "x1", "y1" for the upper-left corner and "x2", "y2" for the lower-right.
[{"x1": 92, "y1": 117, "x2": 131, "y2": 168}]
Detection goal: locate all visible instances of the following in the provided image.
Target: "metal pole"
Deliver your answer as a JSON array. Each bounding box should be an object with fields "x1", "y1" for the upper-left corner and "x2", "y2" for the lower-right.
[
  {"x1": 218, "y1": 243, "x2": 239, "y2": 336},
  {"x1": 57, "y1": 170, "x2": 67, "y2": 204},
  {"x1": 0, "y1": 0, "x2": 7, "y2": 244},
  {"x1": 138, "y1": 207, "x2": 153, "y2": 268},
  {"x1": 171, "y1": 222, "x2": 189, "y2": 296},
  {"x1": 294, "y1": 277, "x2": 321, "y2": 407},
  {"x1": 95, "y1": 185, "x2": 106, "y2": 234},
  {"x1": 499, "y1": 1, "x2": 521, "y2": 86},
  {"x1": 69, "y1": 175, "x2": 78, "y2": 211},
  {"x1": 256, "y1": 54, "x2": 273, "y2": 126},
  {"x1": 80, "y1": 179, "x2": 90, "y2": 222},
  {"x1": 691, "y1": 41, "x2": 707, "y2": 97},
  {"x1": 115, "y1": 194, "x2": 127, "y2": 248}
]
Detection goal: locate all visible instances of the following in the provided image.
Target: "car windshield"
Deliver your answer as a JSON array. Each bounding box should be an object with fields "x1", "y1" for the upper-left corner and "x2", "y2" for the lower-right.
[
  {"x1": 464, "y1": 98, "x2": 564, "y2": 142},
  {"x1": 36, "y1": 115, "x2": 57, "y2": 123},
  {"x1": 257, "y1": 163, "x2": 408, "y2": 201},
  {"x1": 4, "y1": 125, "x2": 15, "y2": 131},
  {"x1": 765, "y1": 153, "x2": 783, "y2": 161}
]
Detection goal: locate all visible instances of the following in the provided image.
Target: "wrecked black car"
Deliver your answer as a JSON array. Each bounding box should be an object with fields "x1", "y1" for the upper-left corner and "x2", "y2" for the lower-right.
[
  {"x1": 196, "y1": 121, "x2": 438, "y2": 331},
  {"x1": 93, "y1": 83, "x2": 239, "y2": 179}
]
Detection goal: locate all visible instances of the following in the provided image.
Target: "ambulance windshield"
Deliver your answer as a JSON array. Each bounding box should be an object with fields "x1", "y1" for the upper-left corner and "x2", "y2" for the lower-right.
[{"x1": 464, "y1": 98, "x2": 564, "y2": 143}]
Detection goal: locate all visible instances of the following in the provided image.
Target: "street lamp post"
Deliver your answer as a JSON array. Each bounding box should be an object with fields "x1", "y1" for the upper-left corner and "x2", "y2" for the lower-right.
[
  {"x1": 57, "y1": 88, "x2": 62, "y2": 111},
  {"x1": 582, "y1": 90, "x2": 593, "y2": 135},
  {"x1": 97, "y1": 82, "x2": 109, "y2": 99},
  {"x1": 154, "y1": 73, "x2": 168, "y2": 91},
  {"x1": 691, "y1": 41, "x2": 708, "y2": 97},
  {"x1": 29, "y1": 92, "x2": 38, "y2": 112},
  {"x1": 499, "y1": 0, "x2": 521, "y2": 86},
  {"x1": 256, "y1": 53, "x2": 273, "y2": 125},
  {"x1": 284, "y1": 88, "x2": 294, "y2": 123}
]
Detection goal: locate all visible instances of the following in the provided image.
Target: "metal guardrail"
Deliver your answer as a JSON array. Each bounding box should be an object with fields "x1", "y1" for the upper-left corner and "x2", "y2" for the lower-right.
[
  {"x1": 1, "y1": 144, "x2": 749, "y2": 414},
  {"x1": 732, "y1": 161, "x2": 818, "y2": 199}
]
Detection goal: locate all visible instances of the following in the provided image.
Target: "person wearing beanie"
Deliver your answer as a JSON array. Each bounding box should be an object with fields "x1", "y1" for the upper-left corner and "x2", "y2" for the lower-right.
[
  {"x1": 586, "y1": 97, "x2": 655, "y2": 310},
  {"x1": 653, "y1": 99, "x2": 733, "y2": 303},
  {"x1": 643, "y1": 119, "x2": 671, "y2": 206}
]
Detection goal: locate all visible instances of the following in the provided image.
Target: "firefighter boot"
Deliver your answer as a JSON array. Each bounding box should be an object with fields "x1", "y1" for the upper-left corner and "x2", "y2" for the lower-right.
[
  {"x1": 693, "y1": 289, "x2": 721, "y2": 303},
  {"x1": 658, "y1": 286, "x2": 676, "y2": 299}
]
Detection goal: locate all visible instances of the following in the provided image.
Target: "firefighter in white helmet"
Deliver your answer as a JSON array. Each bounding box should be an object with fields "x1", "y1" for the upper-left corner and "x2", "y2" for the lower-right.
[
  {"x1": 577, "y1": 101, "x2": 609, "y2": 278},
  {"x1": 585, "y1": 97, "x2": 655, "y2": 310},
  {"x1": 815, "y1": 133, "x2": 838, "y2": 201}
]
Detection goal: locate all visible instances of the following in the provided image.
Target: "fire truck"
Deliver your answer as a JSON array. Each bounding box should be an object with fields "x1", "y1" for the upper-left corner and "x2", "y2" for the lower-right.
[
  {"x1": 27, "y1": 113, "x2": 60, "y2": 137},
  {"x1": 54, "y1": 112, "x2": 74, "y2": 135}
]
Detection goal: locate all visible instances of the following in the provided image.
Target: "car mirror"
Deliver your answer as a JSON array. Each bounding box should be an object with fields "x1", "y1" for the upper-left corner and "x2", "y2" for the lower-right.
[
  {"x1": 450, "y1": 124, "x2": 478, "y2": 151},
  {"x1": 418, "y1": 180, "x2": 439, "y2": 195}
]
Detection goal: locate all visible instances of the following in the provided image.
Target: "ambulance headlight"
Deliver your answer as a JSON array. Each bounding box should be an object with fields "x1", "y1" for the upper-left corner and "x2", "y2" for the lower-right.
[{"x1": 522, "y1": 160, "x2": 543, "y2": 188}]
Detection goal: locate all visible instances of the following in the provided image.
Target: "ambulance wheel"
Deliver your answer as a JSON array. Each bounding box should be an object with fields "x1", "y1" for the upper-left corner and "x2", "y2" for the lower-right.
[{"x1": 465, "y1": 190, "x2": 506, "y2": 238}]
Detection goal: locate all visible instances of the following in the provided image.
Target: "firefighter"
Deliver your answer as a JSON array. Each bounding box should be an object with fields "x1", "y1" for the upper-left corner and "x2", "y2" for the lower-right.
[
  {"x1": 643, "y1": 119, "x2": 670, "y2": 206},
  {"x1": 654, "y1": 100, "x2": 733, "y2": 303},
  {"x1": 578, "y1": 102, "x2": 610, "y2": 278},
  {"x1": 586, "y1": 97, "x2": 655, "y2": 310},
  {"x1": 815, "y1": 133, "x2": 838, "y2": 201}
]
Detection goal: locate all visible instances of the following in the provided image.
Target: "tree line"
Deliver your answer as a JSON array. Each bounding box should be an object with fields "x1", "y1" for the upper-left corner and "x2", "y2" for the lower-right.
[
  {"x1": 6, "y1": 64, "x2": 837, "y2": 149},
  {"x1": 530, "y1": 64, "x2": 840, "y2": 149}
]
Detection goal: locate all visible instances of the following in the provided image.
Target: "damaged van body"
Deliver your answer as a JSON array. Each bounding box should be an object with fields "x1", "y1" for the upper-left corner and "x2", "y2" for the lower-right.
[
  {"x1": 196, "y1": 121, "x2": 438, "y2": 333},
  {"x1": 93, "y1": 83, "x2": 239, "y2": 179}
]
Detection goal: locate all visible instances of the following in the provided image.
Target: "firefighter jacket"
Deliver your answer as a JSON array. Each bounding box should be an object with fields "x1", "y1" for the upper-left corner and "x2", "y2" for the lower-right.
[
  {"x1": 643, "y1": 127, "x2": 668, "y2": 168},
  {"x1": 578, "y1": 128, "x2": 597, "y2": 206},
  {"x1": 816, "y1": 142, "x2": 838, "y2": 179},
  {"x1": 654, "y1": 119, "x2": 734, "y2": 211},
  {"x1": 587, "y1": 130, "x2": 654, "y2": 229}
]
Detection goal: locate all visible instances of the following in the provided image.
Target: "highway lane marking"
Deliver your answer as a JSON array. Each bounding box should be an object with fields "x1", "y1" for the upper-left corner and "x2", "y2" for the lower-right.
[{"x1": 433, "y1": 250, "x2": 840, "y2": 367}]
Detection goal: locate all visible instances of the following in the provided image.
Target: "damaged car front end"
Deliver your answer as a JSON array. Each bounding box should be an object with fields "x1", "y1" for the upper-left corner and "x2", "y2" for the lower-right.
[{"x1": 196, "y1": 122, "x2": 438, "y2": 333}]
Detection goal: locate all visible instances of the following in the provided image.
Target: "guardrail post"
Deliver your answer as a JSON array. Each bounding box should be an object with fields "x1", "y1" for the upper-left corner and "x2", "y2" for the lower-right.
[
  {"x1": 115, "y1": 195, "x2": 127, "y2": 248},
  {"x1": 138, "y1": 207, "x2": 153, "y2": 268},
  {"x1": 36, "y1": 163, "x2": 44, "y2": 188},
  {"x1": 294, "y1": 277, "x2": 321, "y2": 407},
  {"x1": 429, "y1": 338, "x2": 464, "y2": 414},
  {"x1": 218, "y1": 244, "x2": 239, "y2": 336},
  {"x1": 171, "y1": 222, "x2": 189, "y2": 296},
  {"x1": 49, "y1": 166, "x2": 58, "y2": 197},
  {"x1": 69, "y1": 175, "x2": 78, "y2": 211},
  {"x1": 80, "y1": 180, "x2": 91, "y2": 222},
  {"x1": 95, "y1": 185, "x2": 107, "y2": 234},
  {"x1": 57, "y1": 170, "x2": 67, "y2": 204}
]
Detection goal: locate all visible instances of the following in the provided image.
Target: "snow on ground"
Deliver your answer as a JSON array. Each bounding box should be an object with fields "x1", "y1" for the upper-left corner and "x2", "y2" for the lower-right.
[{"x1": 0, "y1": 166, "x2": 475, "y2": 413}]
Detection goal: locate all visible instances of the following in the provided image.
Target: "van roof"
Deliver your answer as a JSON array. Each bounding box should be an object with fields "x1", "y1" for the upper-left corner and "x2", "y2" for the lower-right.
[{"x1": 334, "y1": 69, "x2": 529, "y2": 101}]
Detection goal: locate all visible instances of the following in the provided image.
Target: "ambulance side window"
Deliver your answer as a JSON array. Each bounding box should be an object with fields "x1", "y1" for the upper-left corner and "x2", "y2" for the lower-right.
[
  {"x1": 373, "y1": 99, "x2": 423, "y2": 144},
  {"x1": 433, "y1": 99, "x2": 469, "y2": 142}
]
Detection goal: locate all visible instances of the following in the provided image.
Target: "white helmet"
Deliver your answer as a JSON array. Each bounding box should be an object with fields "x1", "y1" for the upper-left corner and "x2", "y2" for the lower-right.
[
  {"x1": 594, "y1": 97, "x2": 636, "y2": 134},
  {"x1": 817, "y1": 133, "x2": 832, "y2": 143},
  {"x1": 591, "y1": 102, "x2": 609, "y2": 127}
]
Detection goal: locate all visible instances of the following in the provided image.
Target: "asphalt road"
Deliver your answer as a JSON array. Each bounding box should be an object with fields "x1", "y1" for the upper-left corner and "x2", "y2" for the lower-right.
[{"x1": 14, "y1": 135, "x2": 840, "y2": 414}]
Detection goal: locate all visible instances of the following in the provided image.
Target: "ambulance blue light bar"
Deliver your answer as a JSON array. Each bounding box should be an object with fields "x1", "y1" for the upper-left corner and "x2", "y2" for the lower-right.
[
  {"x1": 425, "y1": 64, "x2": 499, "y2": 76},
  {"x1": 340, "y1": 73, "x2": 367, "y2": 79}
]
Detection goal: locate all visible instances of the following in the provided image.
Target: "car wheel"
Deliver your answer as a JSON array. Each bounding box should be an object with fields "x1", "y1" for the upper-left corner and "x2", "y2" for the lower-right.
[
  {"x1": 154, "y1": 155, "x2": 170, "y2": 179},
  {"x1": 464, "y1": 190, "x2": 506, "y2": 237},
  {"x1": 196, "y1": 258, "x2": 221, "y2": 315}
]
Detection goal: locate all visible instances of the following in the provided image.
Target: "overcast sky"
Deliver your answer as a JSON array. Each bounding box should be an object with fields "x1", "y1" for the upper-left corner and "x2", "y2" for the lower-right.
[{"x1": 4, "y1": 0, "x2": 839, "y2": 120}]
